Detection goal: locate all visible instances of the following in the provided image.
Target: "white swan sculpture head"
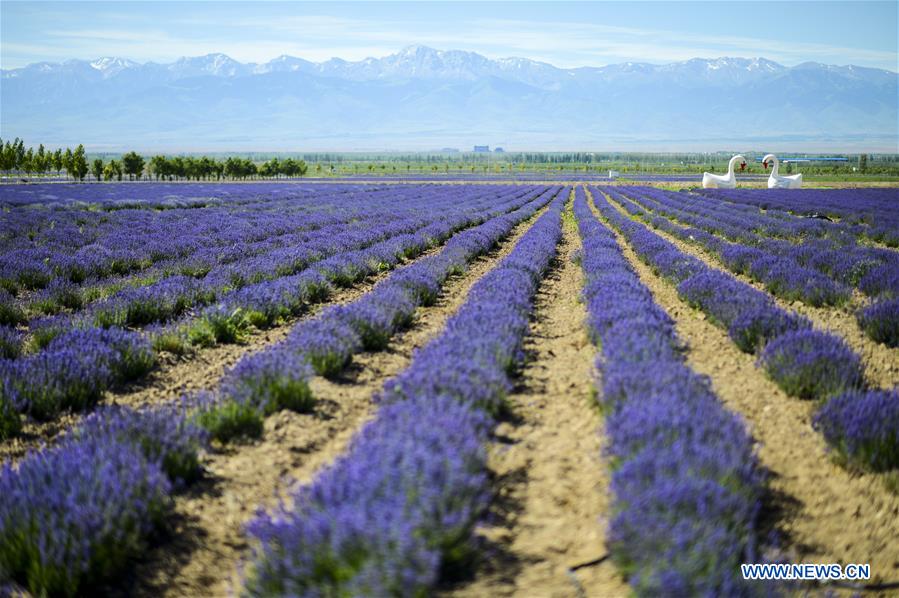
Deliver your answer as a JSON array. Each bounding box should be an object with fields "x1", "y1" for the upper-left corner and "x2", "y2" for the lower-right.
[
  {"x1": 763, "y1": 153, "x2": 803, "y2": 189},
  {"x1": 702, "y1": 154, "x2": 746, "y2": 189}
]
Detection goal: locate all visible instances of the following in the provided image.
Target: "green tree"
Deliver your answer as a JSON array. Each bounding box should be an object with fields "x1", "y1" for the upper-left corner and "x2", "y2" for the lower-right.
[
  {"x1": 52, "y1": 149, "x2": 63, "y2": 176},
  {"x1": 0, "y1": 140, "x2": 17, "y2": 179},
  {"x1": 63, "y1": 148, "x2": 74, "y2": 180},
  {"x1": 280, "y1": 157, "x2": 306, "y2": 177},
  {"x1": 223, "y1": 157, "x2": 239, "y2": 179},
  {"x1": 22, "y1": 148, "x2": 34, "y2": 179},
  {"x1": 71, "y1": 145, "x2": 88, "y2": 181},
  {"x1": 35, "y1": 144, "x2": 47, "y2": 176},
  {"x1": 148, "y1": 155, "x2": 168, "y2": 180},
  {"x1": 121, "y1": 151, "x2": 145, "y2": 180},
  {"x1": 859, "y1": 153, "x2": 868, "y2": 173},
  {"x1": 199, "y1": 156, "x2": 216, "y2": 180},
  {"x1": 0, "y1": 140, "x2": 9, "y2": 179},
  {"x1": 14, "y1": 139, "x2": 25, "y2": 171},
  {"x1": 259, "y1": 157, "x2": 280, "y2": 178},
  {"x1": 91, "y1": 158, "x2": 104, "y2": 182},
  {"x1": 103, "y1": 159, "x2": 122, "y2": 181}
]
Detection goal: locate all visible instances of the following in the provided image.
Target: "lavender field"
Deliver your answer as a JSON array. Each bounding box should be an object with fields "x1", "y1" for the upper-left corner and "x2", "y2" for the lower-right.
[{"x1": 0, "y1": 181, "x2": 897, "y2": 596}]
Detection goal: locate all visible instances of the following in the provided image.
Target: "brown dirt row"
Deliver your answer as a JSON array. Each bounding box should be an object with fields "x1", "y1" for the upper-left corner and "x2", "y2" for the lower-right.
[
  {"x1": 445, "y1": 204, "x2": 628, "y2": 598},
  {"x1": 116, "y1": 206, "x2": 548, "y2": 598},
  {"x1": 588, "y1": 189, "x2": 899, "y2": 586},
  {"x1": 605, "y1": 191, "x2": 899, "y2": 390}
]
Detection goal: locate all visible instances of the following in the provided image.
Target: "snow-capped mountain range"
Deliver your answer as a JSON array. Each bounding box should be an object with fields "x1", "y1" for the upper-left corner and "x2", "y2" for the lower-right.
[{"x1": 2, "y1": 46, "x2": 896, "y2": 150}]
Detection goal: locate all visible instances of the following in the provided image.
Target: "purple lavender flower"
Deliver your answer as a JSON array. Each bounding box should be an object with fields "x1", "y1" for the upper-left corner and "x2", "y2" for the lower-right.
[
  {"x1": 728, "y1": 305, "x2": 812, "y2": 354},
  {"x1": 1, "y1": 326, "x2": 154, "y2": 420},
  {"x1": 333, "y1": 286, "x2": 417, "y2": 350},
  {"x1": 0, "y1": 289, "x2": 25, "y2": 327},
  {"x1": 0, "y1": 438, "x2": 171, "y2": 595},
  {"x1": 813, "y1": 387, "x2": 899, "y2": 471},
  {"x1": 221, "y1": 347, "x2": 315, "y2": 415},
  {"x1": 859, "y1": 263, "x2": 899, "y2": 298},
  {"x1": 0, "y1": 325, "x2": 23, "y2": 359},
  {"x1": 759, "y1": 329, "x2": 865, "y2": 399},
  {"x1": 286, "y1": 312, "x2": 361, "y2": 377},
  {"x1": 70, "y1": 403, "x2": 208, "y2": 485},
  {"x1": 857, "y1": 298, "x2": 899, "y2": 347}
]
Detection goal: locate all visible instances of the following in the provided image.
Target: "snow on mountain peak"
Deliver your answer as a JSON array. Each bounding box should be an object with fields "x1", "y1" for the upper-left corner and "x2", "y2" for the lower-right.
[{"x1": 90, "y1": 57, "x2": 136, "y2": 70}]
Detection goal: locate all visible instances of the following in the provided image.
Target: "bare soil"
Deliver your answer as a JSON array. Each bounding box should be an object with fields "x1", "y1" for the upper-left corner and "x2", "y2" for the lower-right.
[
  {"x1": 591, "y1": 190, "x2": 899, "y2": 587},
  {"x1": 446, "y1": 207, "x2": 629, "y2": 597},
  {"x1": 115, "y1": 208, "x2": 547, "y2": 598},
  {"x1": 606, "y1": 192, "x2": 899, "y2": 390}
]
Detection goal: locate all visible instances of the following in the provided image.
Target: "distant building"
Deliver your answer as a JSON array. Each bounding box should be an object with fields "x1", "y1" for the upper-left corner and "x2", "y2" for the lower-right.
[
  {"x1": 440, "y1": 148, "x2": 460, "y2": 153},
  {"x1": 608, "y1": 170, "x2": 620, "y2": 179},
  {"x1": 494, "y1": 147, "x2": 505, "y2": 153},
  {"x1": 473, "y1": 145, "x2": 490, "y2": 152}
]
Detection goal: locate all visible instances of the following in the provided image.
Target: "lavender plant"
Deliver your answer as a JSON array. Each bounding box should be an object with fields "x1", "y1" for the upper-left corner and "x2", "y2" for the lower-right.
[
  {"x1": 0, "y1": 326, "x2": 22, "y2": 359},
  {"x1": 759, "y1": 329, "x2": 865, "y2": 399},
  {"x1": 0, "y1": 290, "x2": 24, "y2": 327},
  {"x1": 221, "y1": 348, "x2": 316, "y2": 415},
  {"x1": 857, "y1": 298, "x2": 899, "y2": 347},
  {"x1": 70, "y1": 403, "x2": 208, "y2": 485},
  {"x1": 0, "y1": 326, "x2": 154, "y2": 420},
  {"x1": 813, "y1": 387, "x2": 899, "y2": 471},
  {"x1": 192, "y1": 394, "x2": 265, "y2": 443},
  {"x1": 0, "y1": 439, "x2": 171, "y2": 596}
]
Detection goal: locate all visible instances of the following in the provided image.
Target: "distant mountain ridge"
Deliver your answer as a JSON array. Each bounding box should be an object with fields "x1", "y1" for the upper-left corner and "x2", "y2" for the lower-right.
[{"x1": 2, "y1": 46, "x2": 896, "y2": 151}]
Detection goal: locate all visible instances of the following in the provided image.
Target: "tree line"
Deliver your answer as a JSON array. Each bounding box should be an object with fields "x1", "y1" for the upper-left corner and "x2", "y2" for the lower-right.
[
  {"x1": 0, "y1": 138, "x2": 308, "y2": 182},
  {"x1": 148, "y1": 155, "x2": 307, "y2": 180},
  {"x1": 1, "y1": 138, "x2": 89, "y2": 181}
]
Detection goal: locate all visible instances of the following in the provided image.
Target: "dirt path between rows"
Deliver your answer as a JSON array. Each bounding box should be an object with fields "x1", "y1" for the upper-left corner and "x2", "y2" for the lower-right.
[
  {"x1": 606, "y1": 190, "x2": 899, "y2": 390},
  {"x1": 115, "y1": 208, "x2": 548, "y2": 598},
  {"x1": 446, "y1": 205, "x2": 628, "y2": 598},
  {"x1": 590, "y1": 190, "x2": 899, "y2": 587}
]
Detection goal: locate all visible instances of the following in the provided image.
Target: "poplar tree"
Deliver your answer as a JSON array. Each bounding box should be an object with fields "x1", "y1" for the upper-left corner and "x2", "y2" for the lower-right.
[{"x1": 71, "y1": 145, "x2": 88, "y2": 181}]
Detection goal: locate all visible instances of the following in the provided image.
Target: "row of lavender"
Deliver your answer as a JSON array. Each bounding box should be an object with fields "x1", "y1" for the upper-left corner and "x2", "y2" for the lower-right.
[
  {"x1": 0, "y1": 186, "x2": 546, "y2": 437},
  {"x1": 0, "y1": 185, "x2": 392, "y2": 348},
  {"x1": 671, "y1": 186, "x2": 883, "y2": 245},
  {"x1": 0, "y1": 189, "x2": 560, "y2": 595},
  {"x1": 241, "y1": 193, "x2": 566, "y2": 594},
  {"x1": 0, "y1": 183, "x2": 359, "y2": 299},
  {"x1": 622, "y1": 186, "x2": 898, "y2": 294},
  {"x1": 612, "y1": 186, "x2": 897, "y2": 302},
  {"x1": 573, "y1": 188, "x2": 768, "y2": 595},
  {"x1": 591, "y1": 188, "x2": 899, "y2": 474},
  {"x1": 194, "y1": 186, "x2": 561, "y2": 441},
  {"x1": 0, "y1": 184, "x2": 526, "y2": 339},
  {"x1": 610, "y1": 186, "x2": 899, "y2": 346},
  {"x1": 700, "y1": 187, "x2": 899, "y2": 248}
]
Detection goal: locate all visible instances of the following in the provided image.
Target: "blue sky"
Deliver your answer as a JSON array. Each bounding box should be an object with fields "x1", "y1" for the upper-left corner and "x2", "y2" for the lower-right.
[{"x1": 2, "y1": 1, "x2": 897, "y2": 71}]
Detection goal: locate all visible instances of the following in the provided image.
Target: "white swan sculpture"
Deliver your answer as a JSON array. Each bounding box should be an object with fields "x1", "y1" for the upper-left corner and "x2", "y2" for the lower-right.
[
  {"x1": 702, "y1": 154, "x2": 746, "y2": 189},
  {"x1": 763, "y1": 154, "x2": 803, "y2": 189}
]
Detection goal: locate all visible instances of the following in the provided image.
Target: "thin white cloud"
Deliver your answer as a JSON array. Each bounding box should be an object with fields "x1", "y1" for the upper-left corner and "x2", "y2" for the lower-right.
[{"x1": 3, "y1": 10, "x2": 896, "y2": 71}]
